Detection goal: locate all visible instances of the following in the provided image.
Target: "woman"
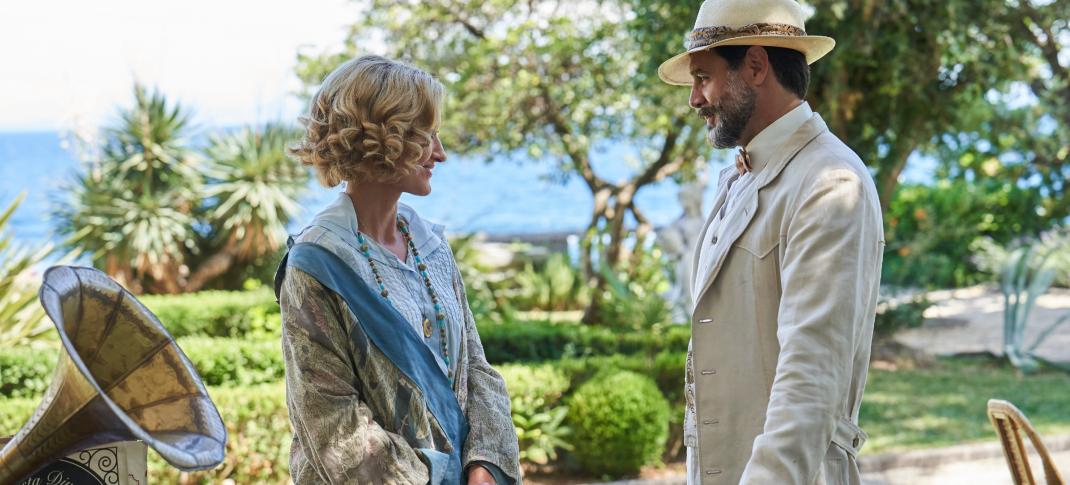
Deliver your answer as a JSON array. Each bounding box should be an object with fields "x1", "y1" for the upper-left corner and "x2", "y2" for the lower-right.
[{"x1": 276, "y1": 55, "x2": 520, "y2": 485}]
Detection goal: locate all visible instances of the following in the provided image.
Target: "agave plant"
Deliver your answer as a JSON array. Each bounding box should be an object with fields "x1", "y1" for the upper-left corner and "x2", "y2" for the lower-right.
[
  {"x1": 54, "y1": 84, "x2": 200, "y2": 294},
  {"x1": 974, "y1": 233, "x2": 1070, "y2": 372},
  {"x1": 0, "y1": 194, "x2": 53, "y2": 346}
]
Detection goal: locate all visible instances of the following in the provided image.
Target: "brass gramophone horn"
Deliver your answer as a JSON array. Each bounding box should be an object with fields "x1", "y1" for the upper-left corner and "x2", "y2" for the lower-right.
[{"x1": 0, "y1": 266, "x2": 227, "y2": 482}]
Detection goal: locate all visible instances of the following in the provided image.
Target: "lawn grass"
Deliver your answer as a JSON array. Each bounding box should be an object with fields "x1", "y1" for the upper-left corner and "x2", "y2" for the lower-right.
[{"x1": 860, "y1": 356, "x2": 1070, "y2": 454}]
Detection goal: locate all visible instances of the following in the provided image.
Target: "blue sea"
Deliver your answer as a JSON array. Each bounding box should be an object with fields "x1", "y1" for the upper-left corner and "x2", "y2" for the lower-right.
[{"x1": 0, "y1": 131, "x2": 736, "y2": 250}]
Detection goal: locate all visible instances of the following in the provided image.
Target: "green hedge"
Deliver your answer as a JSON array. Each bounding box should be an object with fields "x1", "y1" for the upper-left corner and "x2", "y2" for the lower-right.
[
  {"x1": 0, "y1": 351, "x2": 687, "y2": 480},
  {"x1": 0, "y1": 384, "x2": 292, "y2": 484},
  {"x1": 0, "y1": 340, "x2": 686, "y2": 400},
  {"x1": 179, "y1": 337, "x2": 284, "y2": 386},
  {"x1": 0, "y1": 337, "x2": 283, "y2": 398},
  {"x1": 140, "y1": 288, "x2": 280, "y2": 338},
  {"x1": 0, "y1": 345, "x2": 58, "y2": 398},
  {"x1": 479, "y1": 320, "x2": 689, "y2": 363}
]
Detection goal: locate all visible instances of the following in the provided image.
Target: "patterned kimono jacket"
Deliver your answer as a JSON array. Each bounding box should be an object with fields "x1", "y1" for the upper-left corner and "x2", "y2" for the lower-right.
[{"x1": 276, "y1": 195, "x2": 521, "y2": 484}]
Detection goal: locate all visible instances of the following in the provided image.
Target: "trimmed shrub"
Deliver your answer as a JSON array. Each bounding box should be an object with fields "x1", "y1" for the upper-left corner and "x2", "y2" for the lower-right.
[
  {"x1": 0, "y1": 351, "x2": 689, "y2": 478},
  {"x1": 0, "y1": 345, "x2": 58, "y2": 398},
  {"x1": 140, "y1": 288, "x2": 280, "y2": 338},
  {"x1": 0, "y1": 383, "x2": 291, "y2": 484},
  {"x1": 478, "y1": 320, "x2": 689, "y2": 363},
  {"x1": 552, "y1": 351, "x2": 686, "y2": 402},
  {"x1": 180, "y1": 337, "x2": 285, "y2": 386},
  {"x1": 0, "y1": 395, "x2": 39, "y2": 436},
  {"x1": 0, "y1": 337, "x2": 282, "y2": 397},
  {"x1": 566, "y1": 370, "x2": 671, "y2": 477},
  {"x1": 150, "y1": 383, "x2": 291, "y2": 484}
]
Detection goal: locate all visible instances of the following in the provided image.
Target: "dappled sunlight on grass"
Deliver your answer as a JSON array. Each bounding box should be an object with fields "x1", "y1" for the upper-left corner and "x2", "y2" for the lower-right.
[{"x1": 860, "y1": 357, "x2": 1070, "y2": 454}]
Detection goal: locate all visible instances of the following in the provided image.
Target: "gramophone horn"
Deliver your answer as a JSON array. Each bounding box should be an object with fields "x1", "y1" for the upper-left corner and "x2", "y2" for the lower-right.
[{"x1": 0, "y1": 266, "x2": 227, "y2": 482}]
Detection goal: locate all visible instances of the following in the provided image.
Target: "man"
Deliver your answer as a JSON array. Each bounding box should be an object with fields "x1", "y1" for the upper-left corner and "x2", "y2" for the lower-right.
[{"x1": 657, "y1": 0, "x2": 885, "y2": 484}]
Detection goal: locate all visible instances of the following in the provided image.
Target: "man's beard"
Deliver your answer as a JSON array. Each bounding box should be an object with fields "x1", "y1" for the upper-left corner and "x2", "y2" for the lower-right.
[{"x1": 700, "y1": 73, "x2": 756, "y2": 149}]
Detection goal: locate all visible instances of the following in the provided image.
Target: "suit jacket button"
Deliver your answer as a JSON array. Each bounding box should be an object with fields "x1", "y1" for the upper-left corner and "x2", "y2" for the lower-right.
[{"x1": 710, "y1": 236, "x2": 719, "y2": 245}]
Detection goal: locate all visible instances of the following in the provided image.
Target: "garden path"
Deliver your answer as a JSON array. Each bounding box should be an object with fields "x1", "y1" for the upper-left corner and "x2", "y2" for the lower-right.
[{"x1": 895, "y1": 285, "x2": 1070, "y2": 364}]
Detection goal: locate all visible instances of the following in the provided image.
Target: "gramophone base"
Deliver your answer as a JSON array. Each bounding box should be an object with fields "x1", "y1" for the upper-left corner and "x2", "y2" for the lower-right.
[{"x1": 0, "y1": 438, "x2": 146, "y2": 485}]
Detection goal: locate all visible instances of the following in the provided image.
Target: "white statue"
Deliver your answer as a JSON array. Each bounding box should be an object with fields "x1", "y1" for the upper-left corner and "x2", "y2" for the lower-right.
[{"x1": 658, "y1": 166, "x2": 708, "y2": 321}]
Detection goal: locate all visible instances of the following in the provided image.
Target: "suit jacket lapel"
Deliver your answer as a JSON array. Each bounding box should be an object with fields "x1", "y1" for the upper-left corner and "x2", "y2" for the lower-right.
[
  {"x1": 690, "y1": 165, "x2": 738, "y2": 297},
  {"x1": 692, "y1": 114, "x2": 830, "y2": 303}
]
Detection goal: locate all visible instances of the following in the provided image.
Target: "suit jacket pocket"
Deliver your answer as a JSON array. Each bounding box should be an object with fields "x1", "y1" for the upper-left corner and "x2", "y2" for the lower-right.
[{"x1": 733, "y1": 226, "x2": 780, "y2": 259}]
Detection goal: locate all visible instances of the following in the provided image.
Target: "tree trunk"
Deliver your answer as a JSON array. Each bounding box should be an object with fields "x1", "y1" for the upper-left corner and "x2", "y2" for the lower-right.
[
  {"x1": 581, "y1": 190, "x2": 636, "y2": 325},
  {"x1": 184, "y1": 240, "x2": 239, "y2": 293},
  {"x1": 876, "y1": 139, "x2": 918, "y2": 217}
]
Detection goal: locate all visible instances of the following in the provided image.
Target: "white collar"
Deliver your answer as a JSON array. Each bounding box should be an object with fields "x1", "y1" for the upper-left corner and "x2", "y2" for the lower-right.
[
  {"x1": 312, "y1": 193, "x2": 446, "y2": 265},
  {"x1": 745, "y1": 101, "x2": 813, "y2": 172}
]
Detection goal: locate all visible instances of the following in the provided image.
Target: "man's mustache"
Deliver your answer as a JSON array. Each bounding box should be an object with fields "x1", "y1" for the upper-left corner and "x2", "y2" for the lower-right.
[{"x1": 698, "y1": 107, "x2": 717, "y2": 119}]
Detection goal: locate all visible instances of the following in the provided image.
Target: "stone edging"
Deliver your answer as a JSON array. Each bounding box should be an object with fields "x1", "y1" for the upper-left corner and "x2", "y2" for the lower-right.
[
  {"x1": 591, "y1": 433, "x2": 1070, "y2": 485},
  {"x1": 859, "y1": 433, "x2": 1070, "y2": 472}
]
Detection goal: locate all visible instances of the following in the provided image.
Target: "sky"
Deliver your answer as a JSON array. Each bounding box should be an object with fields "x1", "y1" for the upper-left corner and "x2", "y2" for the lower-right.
[{"x1": 0, "y1": 0, "x2": 359, "y2": 133}]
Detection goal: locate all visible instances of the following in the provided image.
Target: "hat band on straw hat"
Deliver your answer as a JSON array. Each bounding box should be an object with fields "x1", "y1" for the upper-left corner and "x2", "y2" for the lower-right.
[{"x1": 686, "y1": 23, "x2": 807, "y2": 50}]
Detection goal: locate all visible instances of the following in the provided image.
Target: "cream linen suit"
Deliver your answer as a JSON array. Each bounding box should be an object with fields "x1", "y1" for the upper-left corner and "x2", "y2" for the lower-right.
[{"x1": 684, "y1": 108, "x2": 884, "y2": 485}]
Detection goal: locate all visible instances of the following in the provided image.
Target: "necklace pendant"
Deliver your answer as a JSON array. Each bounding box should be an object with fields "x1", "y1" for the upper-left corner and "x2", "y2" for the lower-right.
[{"x1": 423, "y1": 318, "x2": 433, "y2": 338}]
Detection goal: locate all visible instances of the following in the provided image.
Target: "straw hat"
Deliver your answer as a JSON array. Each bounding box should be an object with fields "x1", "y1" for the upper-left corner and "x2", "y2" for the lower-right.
[{"x1": 657, "y1": 0, "x2": 835, "y2": 86}]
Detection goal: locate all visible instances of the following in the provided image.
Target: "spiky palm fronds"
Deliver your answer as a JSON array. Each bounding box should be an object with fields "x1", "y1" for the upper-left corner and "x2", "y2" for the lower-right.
[
  {"x1": 53, "y1": 85, "x2": 200, "y2": 293},
  {"x1": 202, "y1": 123, "x2": 308, "y2": 261},
  {"x1": 0, "y1": 194, "x2": 53, "y2": 346}
]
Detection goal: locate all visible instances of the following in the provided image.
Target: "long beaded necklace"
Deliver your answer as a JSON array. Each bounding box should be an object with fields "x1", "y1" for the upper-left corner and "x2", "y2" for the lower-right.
[{"x1": 355, "y1": 214, "x2": 452, "y2": 385}]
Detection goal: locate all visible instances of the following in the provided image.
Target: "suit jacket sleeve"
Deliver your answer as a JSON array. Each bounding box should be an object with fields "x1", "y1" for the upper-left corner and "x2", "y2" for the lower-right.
[
  {"x1": 281, "y1": 267, "x2": 432, "y2": 484},
  {"x1": 739, "y1": 166, "x2": 881, "y2": 484},
  {"x1": 453, "y1": 265, "x2": 522, "y2": 484}
]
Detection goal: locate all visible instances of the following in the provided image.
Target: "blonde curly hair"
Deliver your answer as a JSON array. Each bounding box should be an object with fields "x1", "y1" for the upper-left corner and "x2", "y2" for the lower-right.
[{"x1": 291, "y1": 55, "x2": 444, "y2": 187}]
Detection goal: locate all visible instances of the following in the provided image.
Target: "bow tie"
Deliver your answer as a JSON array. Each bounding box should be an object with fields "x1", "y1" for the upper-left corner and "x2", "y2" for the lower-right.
[{"x1": 735, "y1": 147, "x2": 752, "y2": 176}]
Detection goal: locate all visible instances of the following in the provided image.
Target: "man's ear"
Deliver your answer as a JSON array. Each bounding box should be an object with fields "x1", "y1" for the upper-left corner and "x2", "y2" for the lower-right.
[{"x1": 744, "y1": 46, "x2": 771, "y2": 86}]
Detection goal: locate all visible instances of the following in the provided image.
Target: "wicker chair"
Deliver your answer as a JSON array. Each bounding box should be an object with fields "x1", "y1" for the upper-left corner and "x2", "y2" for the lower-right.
[{"x1": 987, "y1": 399, "x2": 1066, "y2": 485}]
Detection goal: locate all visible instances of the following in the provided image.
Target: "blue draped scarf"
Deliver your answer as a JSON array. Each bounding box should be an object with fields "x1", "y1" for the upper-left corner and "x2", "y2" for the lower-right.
[{"x1": 275, "y1": 241, "x2": 469, "y2": 484}]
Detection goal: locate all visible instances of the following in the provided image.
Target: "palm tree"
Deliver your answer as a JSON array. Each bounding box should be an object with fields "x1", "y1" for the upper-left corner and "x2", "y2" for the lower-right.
[
  {"x1": 54, "y1": 84, "x2": 200, "y2": 293},
  {"x1": 185, "y1": 123, "x2": 308, "y2": 292},
  {"x1": 55, "y1": 86, "x2": 309, "y2": 293}
]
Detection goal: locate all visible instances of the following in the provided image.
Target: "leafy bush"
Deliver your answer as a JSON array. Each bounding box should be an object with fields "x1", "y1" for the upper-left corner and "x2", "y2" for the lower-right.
[
  {"x1": 148, "y1": 383, "x2": 292, "y2": 484},
  {"x1": 510, "y1": 253, "x2": 589, "y2": 312},
  {"x1": 449, "y1": 234, "x2": 518, "y2": 325},
  {"x1": 0, "y1": 350, "x2": 689, "y2": 477},
  {"x1": 566, "y1": 370, "x2": 670, "y2": 477},
  {"x1": 593, "y1": 246, "x2": 674, "y2": 330},
  {"x1": 0, "y1": 325, "x2": 687, "y2": 399},
  {"x1": 140, "y1": 288, "x2": 280, "y2": 338},
  {"x1": 0, "y1": 395, "x2": 39, "y2": 437},
  {"x1": 499, "y1": 364, "x2": 572, "y2": 465},
  {"x1": 883, "y1": 180, "x2": 1057, "y2": 289},
  {"x1": 0, "y1": 384, "x2": 291, "y2": 484},
  {"x1": 0, "y1": 345, "x2": 58, "y2": 399},
  {"x1": 478, "y1": 320, "x2": 689, "y2": 364},
  {"x1": 874, "y1": 294, "x2": 932, "y2": 338},
  {"x1": 180, "y1": 337, "x2": 284, "y2": 386},
  {"x1": 0, "y1": 337, "x2": 282, "y2": 397}
]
